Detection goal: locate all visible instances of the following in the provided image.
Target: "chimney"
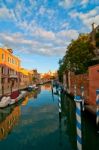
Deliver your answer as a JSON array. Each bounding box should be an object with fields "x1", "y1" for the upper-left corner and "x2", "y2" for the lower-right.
[
  {"x1": 92, "y1": 22, "x2": 95, "y2": 31},
  {"x1": 7, "y1": 48, "x2": 13, "y2": 53}
]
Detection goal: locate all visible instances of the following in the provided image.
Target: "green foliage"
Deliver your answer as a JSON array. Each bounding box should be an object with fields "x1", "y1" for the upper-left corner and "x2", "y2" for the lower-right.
[
  {"x1": 58, "y1": 58, "x2": 66, "y2": 82},
  {"x1": 32, "y1": 76, "x2": 36, "y2": 81},
  {"x1": 95, "y1": 32, "x2": 99, "y2": 39},
  {"x1": 58, "y1": 34, "x2": 95, "y2": 77},
  {"x1": 95, "y1": 32, "x2": 99, "y2": 47}
]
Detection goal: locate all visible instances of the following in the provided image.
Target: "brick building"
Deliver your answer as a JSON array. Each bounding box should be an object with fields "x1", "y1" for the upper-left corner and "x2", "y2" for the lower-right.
[{"x1": 63, "y1": 64, "x2": 99, "y2": 105}]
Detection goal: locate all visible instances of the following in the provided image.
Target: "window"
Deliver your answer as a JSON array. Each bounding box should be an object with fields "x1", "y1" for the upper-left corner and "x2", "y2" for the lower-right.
[
  {"x1": 8, "y1": 69, "x2": 10, "y2": 75},
  {"x1": 1, "y1": 67, "x2": 4, "y2": 74},
  {"x1": 1, "y1": 78, "x2": 4, "y2": 84},
  {"x1": 10, "y1": 58, "x2": 11, "y2": 63},
  {"x1": 2, "y1": 53, "x2": 4, "y2": 60},
  {"x1": 8, "y1": 57, "x2": 10, "y2": 62}
]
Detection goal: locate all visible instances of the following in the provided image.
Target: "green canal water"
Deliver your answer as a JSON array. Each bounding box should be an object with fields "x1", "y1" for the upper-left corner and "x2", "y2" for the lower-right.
[{"x1": 0, "y1": 84, "x2": 99, "y2": 150}]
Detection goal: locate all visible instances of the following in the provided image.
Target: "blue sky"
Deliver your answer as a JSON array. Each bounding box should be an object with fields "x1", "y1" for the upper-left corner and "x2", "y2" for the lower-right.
[{"x1": 0, "y1": 0, "x2": 99, "y2": 73}]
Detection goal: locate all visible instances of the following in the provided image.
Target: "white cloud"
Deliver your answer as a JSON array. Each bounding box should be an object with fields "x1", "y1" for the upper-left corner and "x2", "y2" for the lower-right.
[
  {"x1": 81, "y1": 0, "x2": 89, "y2": 5},
  {"x1": 34, "y1": 28, "x2": 56, "y2": 40},
  {"x1": 69, "y1": 6, "x2": 99, "y2": 29},
  {"x1": 0, "y1": 25, "x2": 79, "y2": 57},
  {"x1": 56, "y1": 29, "x2": 79, "y2": 40},
  {"x1": 61, "y1": 22, "x2": 69, "y2": 29},
  {"x1": 39, "y1": 6, "x2": 46, "y2": 15},
  {"x1": 38, "y1": 6, "x2": 55, "y2": 20},
  {"x1": 0, "y1": 1, "x2": 79, "y2": 57},
  {"x1": 0, "y1": 7, "x2": 11, "y2": 19},
  {"x1": 59, "y1": 0, "x2": 73, "y2": 8}
]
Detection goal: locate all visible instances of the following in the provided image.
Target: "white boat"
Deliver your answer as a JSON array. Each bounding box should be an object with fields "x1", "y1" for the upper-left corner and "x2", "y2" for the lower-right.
[
  {"x1": 0, "y1": 96, "x2": 10, "y2": 108},
  {"x1": 9, "y1": 91, "x2": 27, "y2": 105}
]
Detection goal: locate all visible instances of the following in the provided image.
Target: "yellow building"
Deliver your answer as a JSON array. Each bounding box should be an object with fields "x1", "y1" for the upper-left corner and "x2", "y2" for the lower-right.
[
  {"x1": 0, "y1": 48, "x2": 20, "y2": 95},
  {"x1": 19, "y1": 68, "x2": 33, "y2": 88}
]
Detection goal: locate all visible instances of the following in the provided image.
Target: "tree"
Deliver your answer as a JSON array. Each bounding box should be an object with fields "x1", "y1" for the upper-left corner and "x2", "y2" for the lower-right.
[
  {"x1": 58, "y1": 34, "x2": 95, "y2": 77},
  {"x1": 58, "y1": 58, "x2": 66, "y2": 82}
]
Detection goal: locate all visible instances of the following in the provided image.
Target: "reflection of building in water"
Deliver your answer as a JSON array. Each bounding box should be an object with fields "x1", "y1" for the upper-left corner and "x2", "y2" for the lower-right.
[
  {"x1": 21, "y1": 96, "x2": 29, "y2": 106},
  {"x1": 37, "y1": 86, "x2": 41, "y2": 94},
  {"x1": 0, "y1": 106, "x2": 14, "y2": 123},
  {"x1": 28, "y1": 91, "x2": 38, "y2": 99},
  {"x1": 0, "y1": 106, "x2": 20, "y2": 140},
  {"x1": 41, "y1": 84, "x2": 51, "y2": 91},
  {"x1": 62, "y1": 94, "x2": 99, "y2": 150},
  {"x1": 61, "y1": 94, "x2": 77, "y2": 150},
  {"x1": 28, "y1": 87, "x2": 41, "y2": 100}
]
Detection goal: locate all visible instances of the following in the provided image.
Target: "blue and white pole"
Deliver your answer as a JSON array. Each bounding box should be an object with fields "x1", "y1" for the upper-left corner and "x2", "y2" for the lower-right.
[
  {"x1": 74, "y1": 96, "x2": 82, "y2": 150},
  {"x1": 58, "y1": 89, "x2": 62, "y2": 119},
  {"x1": 96, "y1": 89, "x2": 99, "y2": 133},
  {"x1": 81, "y1": 86, "x2": 84, "y2": 111}
]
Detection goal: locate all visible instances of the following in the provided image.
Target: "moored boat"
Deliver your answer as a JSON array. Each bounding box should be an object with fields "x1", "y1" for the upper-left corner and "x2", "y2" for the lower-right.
[
  {"x1": 0, "y1": 96, "x2": 10, "y2": 108},
  {"x1": 9, "y1": 91, "x2": 27, "y2": 105},
  {"x1": 27, "y1": 84, "x2": 38, "y2": 91}
]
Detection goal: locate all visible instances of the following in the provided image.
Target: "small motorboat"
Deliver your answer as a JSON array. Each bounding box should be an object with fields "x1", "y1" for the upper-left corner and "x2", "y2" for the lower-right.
[
  {"x1": 0, "y1": 96, "x2": 10, "y2": 108},
  {"x1": 27, "y1": 84, "x2": 38, "y2": 91}
]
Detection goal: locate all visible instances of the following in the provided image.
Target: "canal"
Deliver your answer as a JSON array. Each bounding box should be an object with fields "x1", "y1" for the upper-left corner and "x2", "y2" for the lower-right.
[{"x1": 0, "y1": 84, "x2": 99, "y2": 150}]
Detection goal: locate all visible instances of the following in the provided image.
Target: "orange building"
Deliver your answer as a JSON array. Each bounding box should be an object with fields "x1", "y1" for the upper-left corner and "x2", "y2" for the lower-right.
[{"x1": 0, "y1": 48, "x2": 20, "y2": 95}]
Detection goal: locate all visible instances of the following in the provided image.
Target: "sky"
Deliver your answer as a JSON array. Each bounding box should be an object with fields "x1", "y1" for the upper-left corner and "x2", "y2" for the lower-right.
[{"x1": 0, "y1": 0, "x2": 99, "y2": 73}]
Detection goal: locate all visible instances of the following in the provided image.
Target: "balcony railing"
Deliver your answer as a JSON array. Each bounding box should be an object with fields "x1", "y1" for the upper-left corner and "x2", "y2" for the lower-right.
[{"x1": 9, "y1": 74, "x2": 18, "y2": 79}]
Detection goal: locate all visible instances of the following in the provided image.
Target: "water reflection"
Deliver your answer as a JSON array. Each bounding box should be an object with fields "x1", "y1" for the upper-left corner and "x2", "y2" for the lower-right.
[
  {"x1": 0, "y1": 87, "x2": 41, "y2": 141},
  {"x1": 62, "y1": 94, "x2": 77, "y2": 150},
  {"x1": 61, "y1": 93, "x2": 99, "y2": 150},
  {"x1": 0, "y1": 106, "x2": 20, "y2": 140},
  {"x1": 41, "y1": 84, "x2": 51, "y2": 91},
  {"x1": 21, "y1": 96, "x2": 29, "y2": 106},
  {"x1": 0, "y1": 84, "x2": 99, "y2": 150},
  {"x1": 28, "y1": 86, "x2": 41, "y2": 99}
]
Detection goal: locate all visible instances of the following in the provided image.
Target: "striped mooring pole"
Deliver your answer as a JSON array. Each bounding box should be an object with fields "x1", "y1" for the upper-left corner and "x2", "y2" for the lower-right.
[
  {"x1": 81, "y1": 86, "x2": 85, "y2": 111},
  {"x1": 96, "y1": 89, "x2": 99, "y2": 133},
  {"x1": 58, "y1": 89, "x2": 62, "y2": 119},
  {"x1": 74, "y1": 96, "x2": 82, "y2": 150}
]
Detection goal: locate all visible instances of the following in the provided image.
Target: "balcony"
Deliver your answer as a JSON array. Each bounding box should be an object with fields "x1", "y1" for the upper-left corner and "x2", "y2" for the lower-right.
[{"x1": 9, "y1": 74, "x2": 18, "y2": 79}]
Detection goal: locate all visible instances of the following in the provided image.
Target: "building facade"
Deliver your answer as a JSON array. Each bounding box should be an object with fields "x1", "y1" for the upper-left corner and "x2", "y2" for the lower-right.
[{"x1": 0, "y1": 48, "x2": 20, "y2": 95}]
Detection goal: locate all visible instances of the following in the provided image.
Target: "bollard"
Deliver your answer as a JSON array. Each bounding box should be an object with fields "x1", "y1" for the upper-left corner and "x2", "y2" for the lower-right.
[
  {"x1": 81, "y1": 86, "x2": 85, "y2": 111},
  {"x1": 96, "y1": 89, "x2": 99, "y2": 133},
  {"x1": 74, "y1": 96, "x2": 82, "y2": 150},
  {"x1": 58, "y1": 89, "x2": 62, "y2": 119}
]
